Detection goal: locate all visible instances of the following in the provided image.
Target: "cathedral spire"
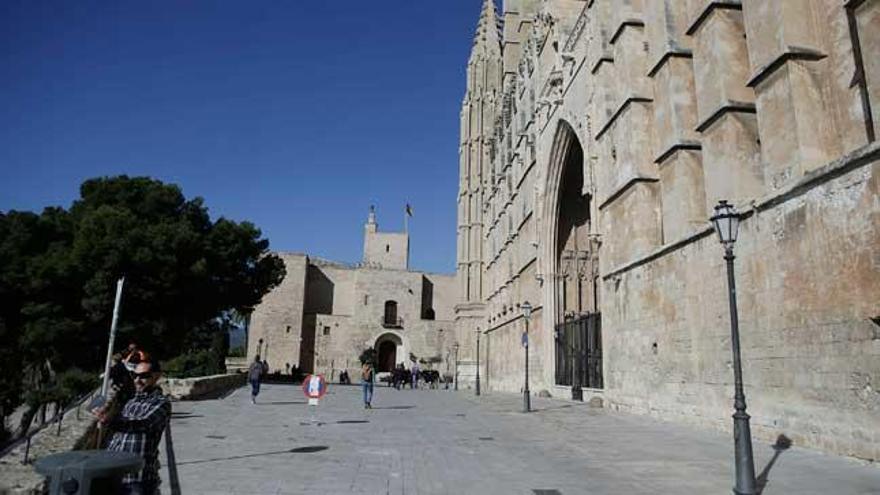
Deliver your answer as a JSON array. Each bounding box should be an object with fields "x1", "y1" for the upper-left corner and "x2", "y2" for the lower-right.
[{"x1": 473, "y1": 0, "x2": 501, "y2": 48}]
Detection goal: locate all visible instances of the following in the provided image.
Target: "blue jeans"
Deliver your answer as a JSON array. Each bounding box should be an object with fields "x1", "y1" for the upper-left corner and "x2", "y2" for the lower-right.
[
  {"x1": 362, "y1": 381, "x2": 373, "y2": 405},
  {"x1": 250, "y1": 379, "x2": 261, "y2": 397}
]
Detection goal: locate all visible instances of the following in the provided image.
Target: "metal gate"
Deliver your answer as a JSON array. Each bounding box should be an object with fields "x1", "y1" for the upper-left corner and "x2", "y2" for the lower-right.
[{"x1": 555, "y1": 313, "x2": 603, "y2": 390}]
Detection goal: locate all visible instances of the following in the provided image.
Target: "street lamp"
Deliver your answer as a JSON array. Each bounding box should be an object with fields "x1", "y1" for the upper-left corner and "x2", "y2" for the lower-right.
[
  {"x1": 710, "y1": 200, "x2": 756, "y2": 495},
  {"x1": 453, "y1": 342, "x2": 460, "y2": 391},
  {"x1": 474, "y1": 328, "x2": 481, "y2": 396},
  {"x1": 521, "y1": 301, "x2": 532, "y2": 413}
]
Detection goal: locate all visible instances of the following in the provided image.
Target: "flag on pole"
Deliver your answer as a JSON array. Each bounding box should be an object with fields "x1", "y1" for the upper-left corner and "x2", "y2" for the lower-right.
[{"x1": 405, "y1": 203, "x2": 413, "y2": 217}]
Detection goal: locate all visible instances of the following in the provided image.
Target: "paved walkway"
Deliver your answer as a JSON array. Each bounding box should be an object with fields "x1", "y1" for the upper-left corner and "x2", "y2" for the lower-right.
[{"x1": 160, "y1": 383, "x2": 879, "y2": 495}]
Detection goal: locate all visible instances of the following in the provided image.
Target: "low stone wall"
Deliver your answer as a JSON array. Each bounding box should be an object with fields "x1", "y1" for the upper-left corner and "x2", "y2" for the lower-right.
[
  {"x1": 0, "y1": 399, "x2": 96, "y2": 495},
  {"x1": 0, "y1": 374, "x2": 245, "y2": 493},
  {"x1": 161, "y1": 373, "x2": 246, "y2": 400},
  {"x1": 224, "y1": 356, "x2": 248, "y2": 374}
]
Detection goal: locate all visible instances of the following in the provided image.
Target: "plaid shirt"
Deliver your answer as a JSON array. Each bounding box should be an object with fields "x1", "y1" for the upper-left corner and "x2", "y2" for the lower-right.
[{"x1": 106, "y1": 387, "x2": 172, "y2": 484}]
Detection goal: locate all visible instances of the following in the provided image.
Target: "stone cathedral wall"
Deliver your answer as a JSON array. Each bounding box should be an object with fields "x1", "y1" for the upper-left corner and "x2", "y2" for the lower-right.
[{"x1": 464, "y1": 0, "x2": 880, "y2": 460}]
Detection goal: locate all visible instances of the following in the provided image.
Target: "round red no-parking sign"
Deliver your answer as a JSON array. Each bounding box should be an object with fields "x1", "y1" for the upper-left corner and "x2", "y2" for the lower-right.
[{"x1": 302, "y1": 374, "x2": 328, "y2": 399}]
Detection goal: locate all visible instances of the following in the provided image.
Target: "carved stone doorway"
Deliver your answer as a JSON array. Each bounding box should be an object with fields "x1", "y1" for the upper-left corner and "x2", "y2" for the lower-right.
[
  {"x1": 544, "y1": 121, "x2": 603, "y2": 396},
  {"x1": 377, "y1": 340, "x2": 397, "y2": 372}
]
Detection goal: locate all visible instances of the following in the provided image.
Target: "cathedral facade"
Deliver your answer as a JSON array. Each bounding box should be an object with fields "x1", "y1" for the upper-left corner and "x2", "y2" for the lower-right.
[
  {"x1": 454, "y1": 0, "x2": 879, "y2": 461},
  {"x1": 248, "y1": 208, "x2": 457, "y2": 384}
]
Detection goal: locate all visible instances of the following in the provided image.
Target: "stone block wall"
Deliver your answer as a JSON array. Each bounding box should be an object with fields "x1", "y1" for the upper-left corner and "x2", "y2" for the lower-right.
[
  {"x1": 603, "y1": 150, "x2": 880, "y2": 461},
  {"x1": 247, "y1": 253, "x2": 308, "y2": 373},
  {"x1": 162, "y1": 373, "x2": 246, "y2": 400},
  {"x1": 363, "y1": 231, "x2": 409, "y2": 270},
  {"x1": 458, "y1": 0, "x2": 880, "y2": 460}
]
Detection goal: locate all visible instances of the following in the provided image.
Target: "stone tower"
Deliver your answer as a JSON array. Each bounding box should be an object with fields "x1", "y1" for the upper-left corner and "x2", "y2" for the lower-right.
[
  {"x1": 363, "y1": 206, "x2": 409, "y2": 270},
  {"x1": 454, "y1": 0, "x2": 503, "y2": 383}
]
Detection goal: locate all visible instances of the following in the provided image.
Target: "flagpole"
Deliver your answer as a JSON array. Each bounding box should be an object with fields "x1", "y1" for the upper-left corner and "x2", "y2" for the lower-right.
[{"x1": 101, "y1": 277, "x2": 125, "y2": 397}]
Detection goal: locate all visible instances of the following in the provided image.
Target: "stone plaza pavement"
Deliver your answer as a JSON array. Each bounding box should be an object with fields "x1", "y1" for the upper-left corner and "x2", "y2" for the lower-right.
[{"x1": 160, "y1": 383, "x2": 880, "y2": 495}]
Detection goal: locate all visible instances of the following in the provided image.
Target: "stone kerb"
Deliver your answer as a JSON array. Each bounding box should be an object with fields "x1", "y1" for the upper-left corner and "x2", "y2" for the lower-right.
[{"x1": 161, "y1": 373, "x2": 246, "y2": 400}]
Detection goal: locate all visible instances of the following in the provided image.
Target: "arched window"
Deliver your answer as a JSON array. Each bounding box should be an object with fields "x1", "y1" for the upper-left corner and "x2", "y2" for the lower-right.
[{"x1": 383, "y1": 301, "x2": 399, "y2": 327}]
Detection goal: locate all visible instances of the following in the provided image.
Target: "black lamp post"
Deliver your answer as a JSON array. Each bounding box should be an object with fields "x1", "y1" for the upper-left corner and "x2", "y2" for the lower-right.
[
  {"x1": 474, "y1": 328, "x2": 481, "y2": 396},
  {"x1": 521, "y1": 301, "x2": 532, "y2": 413},
  {"x1": 710, "y1": 200, "x2": 757, "y2": 495},
  {"x1": 453, "y1": 342, "x2": 459, "y2": 391}
]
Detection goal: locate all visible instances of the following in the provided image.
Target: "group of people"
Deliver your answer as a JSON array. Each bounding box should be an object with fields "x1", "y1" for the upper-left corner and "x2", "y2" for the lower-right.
[
  {"x1": 358, "y1": 361, "x2": 446, "y2": 409},
  {"x1": 338, "y1": 369, "x2": 351, "y2": 384},
  {"x1": 387, "y1": 363, "x2": 442, "y2": 390},
  {"x1": 390, "y1": 362, "x2": 422, "y2": 390},
  {"x1": 94, "y1": 342, "x2": 171, "y2": 495}
]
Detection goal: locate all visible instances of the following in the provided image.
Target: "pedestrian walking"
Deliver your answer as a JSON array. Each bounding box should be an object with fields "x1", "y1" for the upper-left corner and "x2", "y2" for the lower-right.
[
  {"x1": 248, "y1": 355, "x2": 264, "y2": 404},
  {"x1": 411, "y1": 362, "x2": 420, "y2": 390},
  {"x1": 361, "y1": 361, "x2": 374, "y2": 409},
  {"x1": 94, "y1": 360, "x2": 171, "y2": 495},
  {"x1": 393, "y1": 363, "x2": 405, "y2": 390}
]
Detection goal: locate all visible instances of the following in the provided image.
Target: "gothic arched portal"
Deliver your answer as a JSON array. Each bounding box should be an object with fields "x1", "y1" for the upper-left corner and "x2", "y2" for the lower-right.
[{"x1": 542, "y1": 120, "x2": 603, "y2": 394}]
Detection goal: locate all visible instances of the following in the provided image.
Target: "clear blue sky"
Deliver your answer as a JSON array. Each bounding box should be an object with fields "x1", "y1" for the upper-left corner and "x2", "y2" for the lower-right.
[{"x1": 0, "y1": 1, "x2": 486, "y2": 274}]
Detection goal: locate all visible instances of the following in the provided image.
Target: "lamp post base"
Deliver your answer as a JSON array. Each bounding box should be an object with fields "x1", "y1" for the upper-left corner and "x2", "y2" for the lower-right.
[
  {"x1": 522, "y1": 391, "x2": 530, "y2": 413},
  {"x1": 732, "y1": 411, "x2": 757, "y2": 495}
]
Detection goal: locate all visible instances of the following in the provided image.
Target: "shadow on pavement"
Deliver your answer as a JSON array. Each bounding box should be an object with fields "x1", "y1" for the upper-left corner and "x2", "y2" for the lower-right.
[
  {"x1": 529, "y1": 402, "x2": 597, "y2": 414},
  {"x1": 177, "y1": 385, "x2": 244, "y2": 401},
  {"x1": 260, "y1": 401, "x2": 307, "y2": 405},
  {"x1": 336, "y1": 420, "x2": 369, "y2": 424},
  {"x1": 757, "y1": 434, "x2": 792, "y2": 494},
  {"x1": 170, "y1": 413, "x2": 203, "y2": 420},
  {"x1": 177, "y1": 446, "x2": 329, "y2": 466},
  {"x1": 370, "y1": 405, "x2": 415, "y2": 410}
]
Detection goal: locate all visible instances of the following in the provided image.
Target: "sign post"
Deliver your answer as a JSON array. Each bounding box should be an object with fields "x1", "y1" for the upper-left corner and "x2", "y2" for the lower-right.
[{"x1": 301, "y1": 374, "x2": 328, "y2": 425}]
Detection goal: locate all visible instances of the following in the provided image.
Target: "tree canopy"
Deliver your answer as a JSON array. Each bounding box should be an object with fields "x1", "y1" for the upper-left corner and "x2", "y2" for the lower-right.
[{"x1": 0, "y1": 176, "x2": 285, "y2": 439}]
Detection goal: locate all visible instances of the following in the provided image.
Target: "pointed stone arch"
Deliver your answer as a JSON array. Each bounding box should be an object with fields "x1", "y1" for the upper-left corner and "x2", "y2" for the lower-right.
[
  {"x1": 540, "y1": 119, "x2": 603, "y2": 392},
  {"x1": 541, "y1": 120, "x2": 587, "y2": 325}
]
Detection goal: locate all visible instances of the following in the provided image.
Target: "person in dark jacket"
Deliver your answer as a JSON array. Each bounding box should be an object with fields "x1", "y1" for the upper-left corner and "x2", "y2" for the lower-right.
[{"x1": 248, "y1": 355, "x2": 264, "y2": 404}]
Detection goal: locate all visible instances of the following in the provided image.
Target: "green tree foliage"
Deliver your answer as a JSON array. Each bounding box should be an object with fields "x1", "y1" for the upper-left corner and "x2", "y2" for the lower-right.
[
  {"x1": 0, "y1": 176, "x2": 286, "y2": 441},
  {"x1": 67, "y1": 176, "x2": 285, "y2": 358},
  {"x1": 359, "y1": 348, "x2": 377, "y2": 366}
]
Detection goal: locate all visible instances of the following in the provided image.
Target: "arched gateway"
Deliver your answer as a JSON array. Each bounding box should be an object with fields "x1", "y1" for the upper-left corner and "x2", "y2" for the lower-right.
[
  {"x1": 374, "y1": 332, "x2": 404, "y2": 372},
  {"x1": 542, "y1": 121, "x2": 603, "y2": 398}
]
